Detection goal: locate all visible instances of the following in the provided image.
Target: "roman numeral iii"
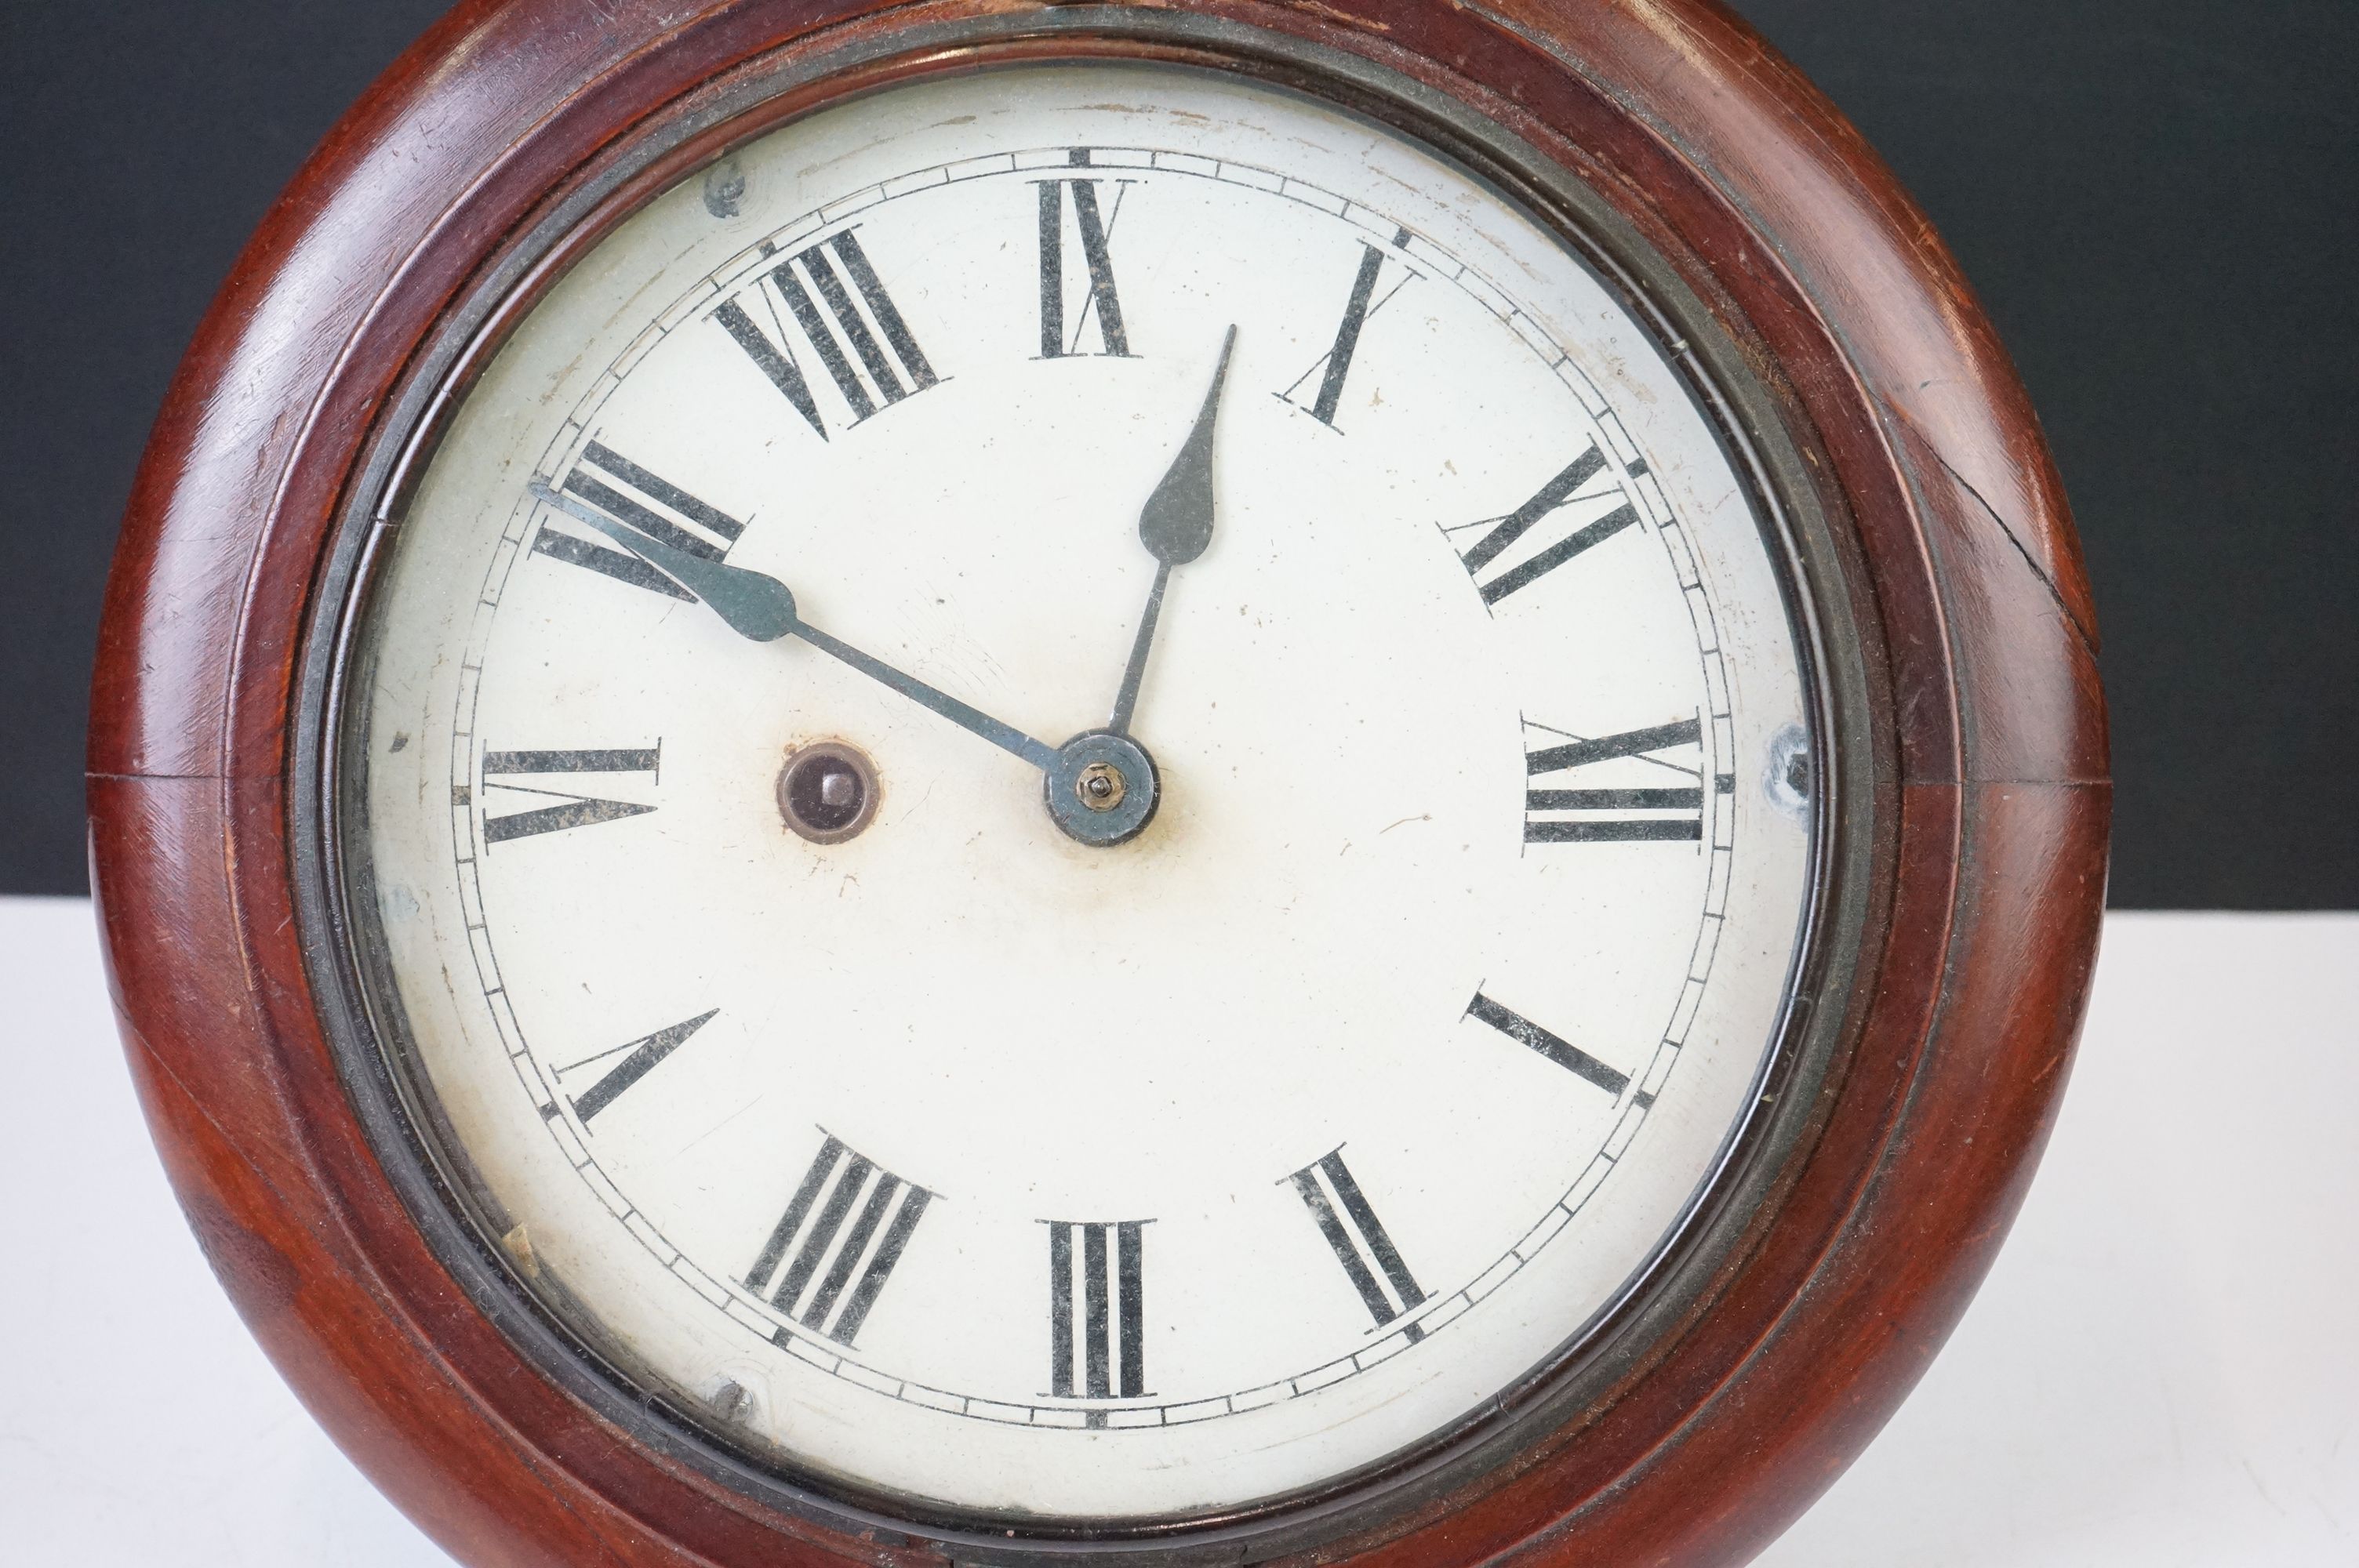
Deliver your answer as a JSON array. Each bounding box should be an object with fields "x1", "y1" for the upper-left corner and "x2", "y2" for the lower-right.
[
  {"x1": 1035, "y1": 152, "x2": 1133, "y2": 358},
  {"x1": 1525, "y1": 717, "x2": 1705, "y2": 844},
  {"x1": 1046, "y1": 1220, "x2": 1148, "y2": 1419},
  {"x1": 478, "y1": 745, "x2": 660, "y2": 845},
  {"x1": 745, "y1": 1135, "x2": 932, "y2": 1348},
  {"x1": 1452, "y1": 444, "x2": 1637, "y2": 604},
  {"x1": 1290, "y1": 1151, "x2": 1428, "y2": 1341},
  {"x1": 531, "y1": 441, "x2": 743, "y2": 600},
  {"x1": 714, "y1": 227, "x2": 939, "y2": 437}
]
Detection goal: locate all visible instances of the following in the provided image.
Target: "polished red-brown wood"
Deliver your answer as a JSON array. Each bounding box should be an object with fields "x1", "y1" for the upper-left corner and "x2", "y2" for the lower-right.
[{"x1": 89, "y1": 2, "x2": 2108, "y2": 1564}]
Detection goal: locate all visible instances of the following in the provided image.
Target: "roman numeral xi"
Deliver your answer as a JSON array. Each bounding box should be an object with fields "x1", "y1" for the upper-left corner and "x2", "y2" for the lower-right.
[
  {"x1": 478, "y1": 745, "x2": 660, "y2": 846},
  {"x1": 745, "y1": 1136, "x2": 932, "y2": 1348},
  {"x1": 1046, "y1": 1220, "x2": 1148, "y2": 1421},
  {"x1": 714, "y1": 227, "x2": 939, "y2": 438},
  {"x1": 1525, "y1": 717, "x2": 1706, "y2": 844},
  {"x1": 1452, "y1": 444, "x2": 1638, "y2": 604},
  {"x1": 1291, "y1": 1151, "x2": 1428, "y2": 1341}
]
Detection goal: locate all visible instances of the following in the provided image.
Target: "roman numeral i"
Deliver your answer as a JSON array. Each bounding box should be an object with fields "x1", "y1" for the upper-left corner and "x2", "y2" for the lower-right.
[
  {"x1": 1525, "y1": 717, "x2": 1706, "y2": 844},
  {"x1": 1290, "y1": 1150, "x2": 1428, "y2": 1341},
  {"x1": 714, "y1": 227, "x2": 939, "y2": 439},
  {"x1": 1046, "y1": 1220, "x2": 1148, "y2": 1421},
  {"x1": 1278, "y1": 230, "x2": 1416, "y2": 430},
  {"x1": 745, "y1": 1135, "x2": 932, "y2": 1348},
  {"x1": 1452, "y1": 444, "x2": 1638, "y2": 605},
  {"x1": 478, "y1": 745, "x2": 660, "y2": 845},
  {"x1": 1036, "y1": 151, "x2": 1133, "y2": 359}
]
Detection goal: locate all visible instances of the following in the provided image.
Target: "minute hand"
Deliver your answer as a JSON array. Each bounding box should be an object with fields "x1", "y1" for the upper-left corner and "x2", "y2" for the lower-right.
[
  {"x1": 1109, "y1": 324, "x2": 1238, "y2": 736},
  {"x1": 532, "y1": 482, "x2": 1057, "y2": 771}
]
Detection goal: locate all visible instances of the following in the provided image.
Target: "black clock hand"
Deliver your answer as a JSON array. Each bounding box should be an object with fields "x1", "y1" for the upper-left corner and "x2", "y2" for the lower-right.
[
  {"x1": 533, "y1": 481, "x2": 1058, "y2": 771},
  {"x1": 1108, "y1": 325, "x2": 1237, "y2": 736}
]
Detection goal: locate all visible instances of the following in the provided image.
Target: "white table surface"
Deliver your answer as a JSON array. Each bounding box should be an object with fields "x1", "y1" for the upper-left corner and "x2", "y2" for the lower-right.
[{"x1": 4, "y1": 900, "x2": 2354, "y2": 1564}]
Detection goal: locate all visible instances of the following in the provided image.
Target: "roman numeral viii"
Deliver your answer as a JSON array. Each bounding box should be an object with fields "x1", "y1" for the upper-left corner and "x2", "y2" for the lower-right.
[
  {"x1": 1046, "y1": 1220, "x2": 1148, "y2": 1420},
  {"x1": 714, "y1": 228, "x2": 939, "y2": 438},
  {"x1": 1525, "y1": 717, "x2": 1705, "y2": 844},
  {"x1": 1290, "y1": 1151, "x2": 1428, "y2": 1341},
  {"x1": 1452, "y1": 444, "x2": 1637, "y2": 604},
  {"x1": 1278, "y1": 230, "x2": 1416, "y2": 430},
  {"x1": 1036, "y1": 152, "x2": 1133, "y2": 358},
  {"x1": 531, "y1": 441, "x2": 743, "y2": 601},
  {"x1": 745, "y1": 1135, "x2": 932, "y2": 1348},
  {"x1": 478, "y1": 746, "x2": 660, "y2": 845}
]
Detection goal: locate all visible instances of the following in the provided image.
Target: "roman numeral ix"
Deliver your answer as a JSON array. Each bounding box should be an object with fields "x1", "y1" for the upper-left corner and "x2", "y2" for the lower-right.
[
  {"x1": 1525, "y1": 717, "x2": 1705, "y2": 844},
  {"x1": 714, "y1": 227, "x2": 939, "y2": 438},
  {"x1": 557, "y1": 1009, "x2": 718, "y2": 1123},
  {"x1": 531, "y1": 441, "x2": 743, "y2": 601},
  {"x1": 478, "y1": 745, "x2": 660, "y2": 845},
  {"x1": 1290, "y1": 1151, "x2": 1428, "y2": 1341},
  {"x1": 1278, "y1": 230, "x2": 1416, "y2": 430},
  {"x1": 1046, "y1": 1220, "x2": 1148, "y2": 1421},
  {"x1": 1466, "y1": 990, "x2": 1635, "y2": 1100},
  {"x1": 1451, "y1": 444, "x2": 1638, "y2": 604},
  {"x1": 1036, "y1": 151, "x2": 1133, "y2": 359},
  {"x1": 745, "y1": 1135, "x2": 932, "y2": 1348}
]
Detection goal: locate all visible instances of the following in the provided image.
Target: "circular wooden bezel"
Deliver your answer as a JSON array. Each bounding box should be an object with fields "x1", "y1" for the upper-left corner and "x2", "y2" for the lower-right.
[{"x1": 88, "y1": 3, "x2": 2109, "y2": 1566}]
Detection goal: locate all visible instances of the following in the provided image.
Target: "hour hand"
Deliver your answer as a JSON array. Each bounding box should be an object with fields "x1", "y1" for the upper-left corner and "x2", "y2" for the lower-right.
[{"x1": 531, "y1": 481, "x2": 1056, "y2": 770}]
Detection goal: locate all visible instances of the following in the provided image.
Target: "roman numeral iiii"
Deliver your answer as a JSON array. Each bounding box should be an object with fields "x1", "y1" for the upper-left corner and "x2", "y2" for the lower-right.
[{"x1": 745, "y1": 1135, "x2": 932, "y2": 1348}]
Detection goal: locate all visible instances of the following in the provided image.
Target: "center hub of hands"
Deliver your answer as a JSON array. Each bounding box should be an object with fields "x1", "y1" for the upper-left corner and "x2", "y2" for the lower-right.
[{"x1": 1046, "y1": 731, "x2": 1159, "y2": 847}]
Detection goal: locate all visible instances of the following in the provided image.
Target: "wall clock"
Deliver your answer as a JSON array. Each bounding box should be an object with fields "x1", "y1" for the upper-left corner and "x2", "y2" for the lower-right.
[{"x1": 89, "y1": 1, "x2": 2109, "y2": 1563}]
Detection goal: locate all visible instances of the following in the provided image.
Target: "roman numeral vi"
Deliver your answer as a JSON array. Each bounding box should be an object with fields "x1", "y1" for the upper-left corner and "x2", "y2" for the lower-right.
[{"x1": 1046, "y1": 1219, "x2": 1148, "y2": 1421}]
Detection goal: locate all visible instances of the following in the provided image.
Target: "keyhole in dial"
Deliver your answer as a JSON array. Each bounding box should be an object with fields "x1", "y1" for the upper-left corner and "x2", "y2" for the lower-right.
[{"x1": 778, "y1": 741, "x2": 880, "y2": 844}]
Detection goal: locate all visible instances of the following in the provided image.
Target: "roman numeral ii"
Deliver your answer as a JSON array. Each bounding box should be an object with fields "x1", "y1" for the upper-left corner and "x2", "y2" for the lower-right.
[
  {"x1": 745, "y1": 1135, "x2": 932, "y2": 1348},
  {"x1": 1452, "y1": 444, "x2": 1637, "y2": 604}
]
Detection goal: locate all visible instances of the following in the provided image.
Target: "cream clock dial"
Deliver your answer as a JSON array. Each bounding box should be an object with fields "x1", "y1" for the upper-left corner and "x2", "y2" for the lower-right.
[{"x1": 354, "y1": 65, "x2": 1816, "y2": 1520}]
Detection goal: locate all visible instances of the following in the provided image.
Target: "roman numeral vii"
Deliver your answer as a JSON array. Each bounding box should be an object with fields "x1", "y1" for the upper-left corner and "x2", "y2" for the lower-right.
[
  {"x1": 1046, "y1": 1219, "x2": 1148, "y2": 1421},
  {"x1": 531, "y1": 442, "x2": 744, "y2": 601},
  {"x1": 745, "y1": 1135, "x2": 932, "y2": 1348}
]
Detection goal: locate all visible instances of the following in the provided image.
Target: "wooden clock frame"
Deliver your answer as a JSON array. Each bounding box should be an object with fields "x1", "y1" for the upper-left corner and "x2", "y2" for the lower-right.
[{"x1": 88, "y1": 2, "x2": 2109, "y2": 1565}]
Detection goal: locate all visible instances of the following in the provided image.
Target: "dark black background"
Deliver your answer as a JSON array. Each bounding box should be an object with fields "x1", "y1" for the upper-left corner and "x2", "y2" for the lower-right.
[{"x1": 3, "y1": 2, "x2": 2352, "y2": 906}]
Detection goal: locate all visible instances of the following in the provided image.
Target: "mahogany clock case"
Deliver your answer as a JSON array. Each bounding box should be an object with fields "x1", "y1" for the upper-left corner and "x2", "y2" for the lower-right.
[{"x1": 88, "y1": 3, "x2": 2108, "y2": 1567}]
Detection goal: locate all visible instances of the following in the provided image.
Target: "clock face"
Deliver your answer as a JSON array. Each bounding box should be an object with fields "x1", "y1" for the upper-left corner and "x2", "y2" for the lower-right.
[{"x1": 348, "y1": 64, "x2": 1818, "y2": 1523}]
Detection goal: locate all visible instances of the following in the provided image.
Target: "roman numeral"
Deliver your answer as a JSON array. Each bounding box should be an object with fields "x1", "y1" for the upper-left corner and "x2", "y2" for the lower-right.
[
  {"x1": 1278, "y1": 231, "x2": 1416, "y2": 429},
  {"x1": 744, "y1": 1135, "x2": 932, "y2": 1348},
  {"x1": 1046, "y1": 1220, "x2": 1147, "y2": 1421},
  {"x1": 531, "y1": 441, "x2": 743, "y2": 600},
  {"x1": 1036, "y1": 152, "x2": 1134, "y2": 358},
  {"x1": 1525, "y1": 717, "x2": 1704, "y2": 844},
  {"x1": 1466, "y1": 991, "x2": 1633, "y2": 1098},
  {"x1": 714, "y1": 228, "x2": 939, "y2": 438},
  {"x1": 560, "y1": 1009, "x2": 718, "y2": 1122},
  {"x1": 1452, "y1": 445, "x2": 1637, "y2": 604},
  {"x1": 1289, "y1": 1151, "x2": 1427, "y2": 1341},
  {"x1": 479, "y1": 746, "x2": 660, "y2": 845}
]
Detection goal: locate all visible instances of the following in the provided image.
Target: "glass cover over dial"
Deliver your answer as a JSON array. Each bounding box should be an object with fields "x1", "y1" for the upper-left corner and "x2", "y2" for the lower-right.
[{"x1": 351, "y1": 64, "x2": 1817, "y2": 1522}]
